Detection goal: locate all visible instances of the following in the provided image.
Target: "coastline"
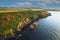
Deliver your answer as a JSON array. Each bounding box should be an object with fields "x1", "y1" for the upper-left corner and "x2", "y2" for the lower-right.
[
  {"x1": 0, "y1": 9, "x2": 51, "y2": 40},
  {"x1": 4, "y1": 13, "x2": 51, "y2": 40}
]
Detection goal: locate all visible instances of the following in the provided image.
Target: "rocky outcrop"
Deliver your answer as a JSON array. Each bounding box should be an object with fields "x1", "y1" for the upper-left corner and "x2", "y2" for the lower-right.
[
  {"x1": 17, "y1": 18, "x2": 30, "y2": 29},
  {"x1": 30, "y1": 21, "x2": 38, "y2": 31}
]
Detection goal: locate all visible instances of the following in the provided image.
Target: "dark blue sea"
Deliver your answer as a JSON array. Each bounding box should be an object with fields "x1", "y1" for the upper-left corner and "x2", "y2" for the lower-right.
[{"x1": 18, "y1": 11, "x2": 60, "y2": 40}]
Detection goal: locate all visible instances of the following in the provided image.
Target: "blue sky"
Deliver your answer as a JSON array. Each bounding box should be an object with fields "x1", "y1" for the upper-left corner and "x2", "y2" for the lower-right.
[{"x1": 0, "y1": 0, "x2": 60, "y2": 8}]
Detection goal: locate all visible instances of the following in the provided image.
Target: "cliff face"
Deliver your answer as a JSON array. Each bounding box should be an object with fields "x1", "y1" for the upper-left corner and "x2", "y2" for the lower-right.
[
  {"x1": 17, "y1": 16, "x2": 39, "y2": 30},
  {"x1": 17, "y1": 18, "x2": 30, "y2": 29}
]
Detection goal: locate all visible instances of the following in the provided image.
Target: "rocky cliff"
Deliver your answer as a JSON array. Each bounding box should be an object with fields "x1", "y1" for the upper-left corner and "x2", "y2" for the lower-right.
[{"x1": 0, "y1": 9, "x2": 51, "y2": 40}]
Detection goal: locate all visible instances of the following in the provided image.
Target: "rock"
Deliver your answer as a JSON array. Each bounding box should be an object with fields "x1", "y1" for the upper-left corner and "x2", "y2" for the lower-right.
[
  {"x1": 30, "y1": 25, "x2": 35, "y2": 31},
  {"x1": 30, "y1": 21, "x2": 38, "y2": 31},
  {"x1": 17, "y1": 21, "x2": 24, "y2": 29},
  {"x1": 48, "y1": 13, "x2": 51, "y2": 16},
  {"x1": 5, "y1": 33, "x2": 16, "y2": 40},
  {"x1": 25, "y1": 18, "x2": 30, "y2": 23},
  {"x1": 33, "y1": 15, "x2": 38, "y2": 20},
  {"x1": 33, "y1": 22, "x2": 38, "y2": 26},
  {"x1": 9, "y1": 29, "x2": 14, "y2": 35}
]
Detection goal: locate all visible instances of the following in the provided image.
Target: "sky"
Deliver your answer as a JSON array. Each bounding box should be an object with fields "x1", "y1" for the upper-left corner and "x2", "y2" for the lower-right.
[{"x1": 0, "y1": 0, "x2": 60, "y2": 8}]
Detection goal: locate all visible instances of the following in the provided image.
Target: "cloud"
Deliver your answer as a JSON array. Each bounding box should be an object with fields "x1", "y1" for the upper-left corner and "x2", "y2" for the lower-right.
[
  {"x1": 39, "y1": 3, "x2": 47, "y2": 6},
  {"x1": 2, "y1": 0, "x2": 59, "y2": 8},
  {"x1": 11, "y1": 2, "x2": 32, "y2": 7},
  {"x1": 38, "y1": 3, "x2": 47, "y2": 8},
  {"x1": 28, "y1": 0, "x2": 60, "y2": 4}
]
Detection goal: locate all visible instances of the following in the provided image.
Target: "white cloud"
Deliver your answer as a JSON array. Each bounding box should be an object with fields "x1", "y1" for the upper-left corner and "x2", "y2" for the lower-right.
[
  {"x1": 11, "y1": 2, "x2": 32, "y2": 7},
  {"x1": 8, "y1": 0, "x2": 60, "y2": 8},
  {"x1": 16, "y1": 2, "x2": 32, "y2": 6},
  {"x1": 29, "y1": 0, "x2": 60, "y2": 4},
  {"x1": 38, "y1": 3, "x2": 47, "y2": 8},
  {"x1": 39, "y1": 3, "x2": 47, "y2": 6}
]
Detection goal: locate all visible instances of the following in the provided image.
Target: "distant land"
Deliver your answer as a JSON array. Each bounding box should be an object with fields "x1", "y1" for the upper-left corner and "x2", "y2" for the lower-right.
[
  {"x1": 0, "y1": 7, "x2": 44, "y2": 13},
  {"x1": 45, "y1": 8, "x2": 60, "y2": 11},
  {"x1": 0, "y1": 7, "x2": 60, "y2": 12}
]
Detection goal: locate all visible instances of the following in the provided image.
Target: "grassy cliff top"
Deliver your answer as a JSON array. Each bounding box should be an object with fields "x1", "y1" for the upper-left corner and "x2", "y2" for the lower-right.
[{"x1": 0, "y1": 8, "x2": 48, "y2": 34}]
